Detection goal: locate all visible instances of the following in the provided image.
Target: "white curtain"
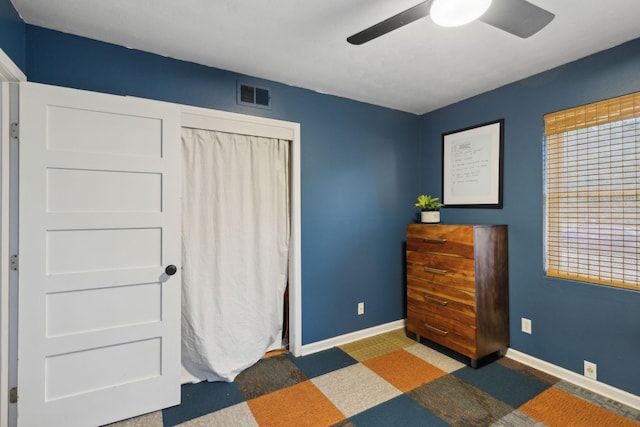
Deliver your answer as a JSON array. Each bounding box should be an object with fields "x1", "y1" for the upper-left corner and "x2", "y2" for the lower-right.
[{"x1": 180, "y1": 127, "x2": 290, "y2": 383}]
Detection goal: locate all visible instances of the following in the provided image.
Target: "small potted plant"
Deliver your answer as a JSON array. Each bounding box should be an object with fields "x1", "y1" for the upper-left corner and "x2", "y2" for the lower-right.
[{"x1": 415, "y1": 194, "x2": 443, "y2": 223}]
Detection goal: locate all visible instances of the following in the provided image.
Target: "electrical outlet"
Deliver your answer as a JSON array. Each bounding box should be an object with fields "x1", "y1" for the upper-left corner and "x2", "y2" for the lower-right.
[
  {"x1": 521, "y1": 318, "x2": 532, "y2": 334},
  {"x1": 357, "y1": 302, "x2": 364, "y2": 315},
  {"x1": 584, "y1": 360, "x2": 597, "y2": 380}
]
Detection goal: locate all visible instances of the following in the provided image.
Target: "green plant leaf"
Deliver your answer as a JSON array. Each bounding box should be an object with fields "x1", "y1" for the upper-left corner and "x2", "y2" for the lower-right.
[{"x1": 414, "y1": 194, "x2": 443, "y2": 210}]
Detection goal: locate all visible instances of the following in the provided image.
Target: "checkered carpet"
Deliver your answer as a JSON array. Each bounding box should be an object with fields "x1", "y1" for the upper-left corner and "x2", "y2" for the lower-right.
[{"x1": 108, "y1": 329, "x2": 640, "y2": 426}]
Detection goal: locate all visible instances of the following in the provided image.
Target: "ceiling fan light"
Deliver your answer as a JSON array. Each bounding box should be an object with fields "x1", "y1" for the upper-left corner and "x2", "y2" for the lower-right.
[{"x1": 430, "y1": 0, "x2": 493, "y2": 27}]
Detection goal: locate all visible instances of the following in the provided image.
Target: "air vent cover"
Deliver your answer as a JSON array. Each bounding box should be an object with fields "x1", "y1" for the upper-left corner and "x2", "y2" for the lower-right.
[{"x1": 237, "y1": 82, "x2": 271, "y2": 109}]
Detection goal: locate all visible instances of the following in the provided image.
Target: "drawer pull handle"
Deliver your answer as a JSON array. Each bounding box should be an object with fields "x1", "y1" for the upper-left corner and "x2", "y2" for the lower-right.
[
  {"x1": 424, "y1": 323, "x2": 449, "y2": 336},
  {"x1": 423, "y1": 266, "x2": 448, "y2": 275},
  {"x1": 424, "y1": 295, "x2": 449, "y2": 306},
  {"x1": 422, "y1": 237, "x2": 447, "y2": 244}
]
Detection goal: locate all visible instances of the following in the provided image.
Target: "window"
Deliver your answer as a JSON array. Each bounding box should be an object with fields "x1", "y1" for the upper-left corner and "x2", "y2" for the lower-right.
[{"x1": 543, "y1": 92, "x2": 639, "y2": 290}]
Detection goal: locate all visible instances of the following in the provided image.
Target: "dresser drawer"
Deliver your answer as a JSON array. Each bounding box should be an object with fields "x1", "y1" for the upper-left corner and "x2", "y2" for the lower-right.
[
  {"x1": 406, "y1": 224, "x2": 475, "y2": 258},
  {"x1": 407, "y1": 278, "x2": 476, "y2": 319},
  {"x1": 406, "y1": 251, "x2": 475, "y2": 290},
  {"x1": 407, "y1": 305, "x2": 477, "y2": 358}
]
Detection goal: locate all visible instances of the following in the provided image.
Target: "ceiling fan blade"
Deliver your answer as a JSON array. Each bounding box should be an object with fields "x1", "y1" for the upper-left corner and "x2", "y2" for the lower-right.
[
  {"x1": 479, "y1": 0, "x2": 554, "y2": 38},
  {"x1": 347, "y1": 1, "x2": 433, "y2": 45}
]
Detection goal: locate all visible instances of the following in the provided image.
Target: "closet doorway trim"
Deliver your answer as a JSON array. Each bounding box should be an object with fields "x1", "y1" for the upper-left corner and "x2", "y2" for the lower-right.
[{"x1": 181, "y1": 106, "x2": 302, "y2": 356}]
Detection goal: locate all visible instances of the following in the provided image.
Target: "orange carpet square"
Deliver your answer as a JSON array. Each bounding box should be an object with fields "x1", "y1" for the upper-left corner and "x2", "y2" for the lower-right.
[
  {"x1": 247, "y1": 380, "x2": 345, "y2": 427},
  {"x1": 363, "y1": 349, "x2": 447, "y2": 392},
  {"x1": 519, "y1": 387, "x2": 639, "y2": 427}
]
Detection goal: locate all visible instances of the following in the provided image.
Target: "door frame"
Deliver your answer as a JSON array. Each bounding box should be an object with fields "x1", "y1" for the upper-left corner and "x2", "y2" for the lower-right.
[
  {"x1": 181, "y1": 105, "x2": 302, "y2": 356},
  {"x1": 0, "y1": 49, "x2": 25, "y2": 427}
]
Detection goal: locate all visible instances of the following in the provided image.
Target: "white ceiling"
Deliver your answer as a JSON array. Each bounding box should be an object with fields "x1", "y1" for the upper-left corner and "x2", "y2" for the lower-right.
[{"x1": 10, "y1": 0, "x2": 640, "y2": 114}]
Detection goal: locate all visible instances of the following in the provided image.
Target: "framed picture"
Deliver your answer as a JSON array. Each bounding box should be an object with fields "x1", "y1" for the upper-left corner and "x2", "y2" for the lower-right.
[{"x1": 442, "y1": 119, "x2": 504, "y2": 208}]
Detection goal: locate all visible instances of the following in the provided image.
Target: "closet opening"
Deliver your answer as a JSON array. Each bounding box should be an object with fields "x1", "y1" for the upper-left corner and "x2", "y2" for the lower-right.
[{"x1": 180, "y1": 108, "x2": 301, "y2": 383}]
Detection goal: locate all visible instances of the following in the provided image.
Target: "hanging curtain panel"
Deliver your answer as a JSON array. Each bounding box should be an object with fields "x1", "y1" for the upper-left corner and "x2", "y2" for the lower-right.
[{"x1": 181, "y1": 128, "x2": 290, "y2": 382}]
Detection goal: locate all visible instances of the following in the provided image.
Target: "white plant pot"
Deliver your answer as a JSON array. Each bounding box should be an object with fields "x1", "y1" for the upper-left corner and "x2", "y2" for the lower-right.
[{"x1": 421, "y1": 210, "x2": 440, "y2": 223}]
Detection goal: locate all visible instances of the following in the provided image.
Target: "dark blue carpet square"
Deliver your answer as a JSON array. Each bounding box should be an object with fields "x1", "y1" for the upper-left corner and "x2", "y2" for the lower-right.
[
  {"x1": 349, "y1": 394, "x2": 448, "y2": 427},
  {"x1": 453, "y1": 362, "x2": 551, "y2": 407},
  {"x1": 235, "y1": 354, "x2": 307, "y2": 400},
  {"x1": 288, "y1": 347, "x2": 357, "y2": 379},
  {"x1": 162, "y1": 380, "x2": 244, "y2": 426}
]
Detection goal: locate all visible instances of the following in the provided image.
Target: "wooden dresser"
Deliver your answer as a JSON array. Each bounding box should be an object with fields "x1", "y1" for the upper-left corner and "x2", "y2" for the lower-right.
[{"x1": 406, "y1": 224, "x2": 509, "y2": 367}]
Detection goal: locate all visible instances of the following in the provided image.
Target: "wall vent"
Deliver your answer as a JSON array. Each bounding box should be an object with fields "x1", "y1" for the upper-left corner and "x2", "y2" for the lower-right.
[{"x1": 237, "y1": 82, "x2": 271, "y2": 109}]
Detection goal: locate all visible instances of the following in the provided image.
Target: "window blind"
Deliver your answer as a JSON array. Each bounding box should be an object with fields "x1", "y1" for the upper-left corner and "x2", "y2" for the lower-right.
[{"x1": 543, "y1": 92, "x2": 639, "y2": 290}]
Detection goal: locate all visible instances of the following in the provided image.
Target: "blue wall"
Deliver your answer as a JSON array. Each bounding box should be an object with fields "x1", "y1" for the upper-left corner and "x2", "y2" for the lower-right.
[
  {"x1": 25, "y1": 25, "x2": 420, "y2": 345},
  {"x1": 0, "y1": 0, "x2": 24, "y2": 70},
  {"x1": 420, "y1": 38, "x2": 640, "y2": 395}
]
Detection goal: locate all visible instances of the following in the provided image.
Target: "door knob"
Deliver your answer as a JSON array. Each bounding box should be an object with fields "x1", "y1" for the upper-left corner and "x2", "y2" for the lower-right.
[{"x1": 165, "y1": 265, "x2": 178, "y2": 276}]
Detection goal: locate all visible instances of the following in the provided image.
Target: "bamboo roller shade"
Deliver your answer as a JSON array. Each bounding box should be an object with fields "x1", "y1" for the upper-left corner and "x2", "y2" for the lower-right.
[
  {"x1": 544, "y1": 92, "x2": 640, "y2": 135},
  {"x1": 544, "y1": 91, "x2": 639, "y2": 290}
]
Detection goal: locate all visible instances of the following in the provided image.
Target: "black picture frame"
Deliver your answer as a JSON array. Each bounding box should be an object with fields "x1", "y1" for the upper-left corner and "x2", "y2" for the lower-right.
[{"x1": 442, "y1": 119, "x2": 504, "y2": 208}]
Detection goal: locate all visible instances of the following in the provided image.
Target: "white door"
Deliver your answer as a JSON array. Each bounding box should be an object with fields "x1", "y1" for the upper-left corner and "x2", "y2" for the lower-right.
[{"x1": 17, "y1": 82, "x2": 181, "y2": 426}]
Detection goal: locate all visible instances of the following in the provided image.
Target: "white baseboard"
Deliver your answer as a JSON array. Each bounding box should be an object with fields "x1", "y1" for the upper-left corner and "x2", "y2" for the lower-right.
[
  {"x1": 299, "y1": 319, "x2": 407, "y2": 356},
  {"x1": 507, "y1": 348, "x2": 640, "y2": 411}
]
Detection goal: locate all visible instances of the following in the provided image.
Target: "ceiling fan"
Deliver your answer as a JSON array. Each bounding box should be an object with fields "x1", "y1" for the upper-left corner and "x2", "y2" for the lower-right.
[{"x1": 347, "y1": 0, "x2": 555, "y2": 45}]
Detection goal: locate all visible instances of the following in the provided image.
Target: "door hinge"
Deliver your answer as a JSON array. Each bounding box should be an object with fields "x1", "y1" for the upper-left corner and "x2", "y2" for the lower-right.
[
  {"x1": 10, "y1": 122, "x2": 18, "y2": 140},
  {"x1": 9, "y1": 387, "x2": 17, "y2": 403},
  {"x1": 10, "y1": 254, "x2": 18, "y2": 271}
]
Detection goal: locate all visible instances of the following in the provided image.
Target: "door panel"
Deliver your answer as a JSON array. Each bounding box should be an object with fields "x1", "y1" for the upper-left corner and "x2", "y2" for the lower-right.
[
  {"x1": 17, "y1": 82, "x2": 181, "y2": 427},
  {"x1": 46, "y1": 168, "x2": 162, "y2": 212}
]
